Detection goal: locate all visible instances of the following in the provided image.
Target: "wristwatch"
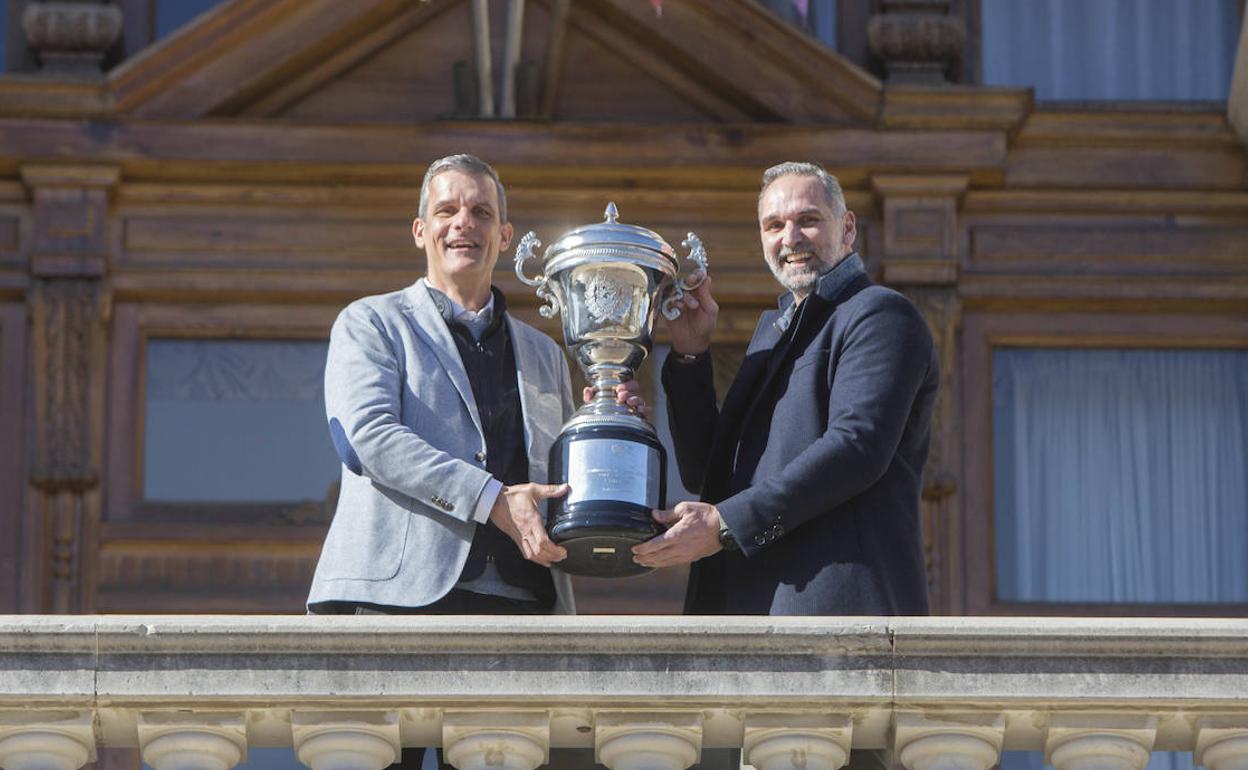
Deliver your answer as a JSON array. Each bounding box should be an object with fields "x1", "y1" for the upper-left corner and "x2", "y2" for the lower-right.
[{"x1": 718, "y1": 516, "x2": 739, "y2": 551}]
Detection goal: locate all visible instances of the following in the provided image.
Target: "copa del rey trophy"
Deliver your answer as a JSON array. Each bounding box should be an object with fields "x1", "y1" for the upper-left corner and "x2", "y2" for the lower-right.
[{"x1": 514, "y1": 203, "x2": 708, "y2": 578}]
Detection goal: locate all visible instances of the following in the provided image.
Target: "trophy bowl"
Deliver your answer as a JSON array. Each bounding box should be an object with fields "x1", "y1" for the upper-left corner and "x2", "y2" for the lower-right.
[{"x1": 515, "y1": 203, "x2": 707, "y2": 577}]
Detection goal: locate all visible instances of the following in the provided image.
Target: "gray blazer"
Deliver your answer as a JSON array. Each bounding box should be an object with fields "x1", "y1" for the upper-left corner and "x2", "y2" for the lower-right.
[{"x1": 307, "y1": 281, "x2": 576, "y2": 613}]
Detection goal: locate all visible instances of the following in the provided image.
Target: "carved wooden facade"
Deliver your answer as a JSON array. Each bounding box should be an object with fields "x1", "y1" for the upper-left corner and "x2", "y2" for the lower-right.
[{"x1": 0, "y1": 0, "x2": 1245, "y2": 615}]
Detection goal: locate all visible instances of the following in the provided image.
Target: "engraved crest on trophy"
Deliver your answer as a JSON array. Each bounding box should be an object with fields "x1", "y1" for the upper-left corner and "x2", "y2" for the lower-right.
[{"x1": 515, "y1": 202, "x2": 708, "y2": 577}]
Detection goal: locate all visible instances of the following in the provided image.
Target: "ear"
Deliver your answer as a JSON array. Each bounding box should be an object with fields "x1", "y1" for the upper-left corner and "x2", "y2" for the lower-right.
[
  {"x1": 499, "y1": 221, "x2": 514, "y2": 252},
  {"x1": 841, "y1": 210, "x2": 857, "y2": 250},
  {"x1": 412, "y1": 217, "x2": 426, "y2": 250}
]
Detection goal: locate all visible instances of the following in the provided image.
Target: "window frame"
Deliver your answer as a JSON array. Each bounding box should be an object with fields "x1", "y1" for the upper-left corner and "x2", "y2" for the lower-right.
[
  {"x1": 105, "y1": 301, "x2": 340, "y2": 538},
  {"x1": 961, "y1": 309, "x2": 1248, "y2": 617}
]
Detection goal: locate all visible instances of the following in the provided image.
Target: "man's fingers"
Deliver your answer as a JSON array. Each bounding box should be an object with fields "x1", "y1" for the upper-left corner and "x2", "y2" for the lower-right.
[
  {"x1": 632, "y1": 528, "x2": 675, "y2": 556},
  {"x1": 530, "y1": 482, "x2": 570, "y2": 499},
  {"x1": 651, "y1": 507, "x2": 680, "y2": 525}
]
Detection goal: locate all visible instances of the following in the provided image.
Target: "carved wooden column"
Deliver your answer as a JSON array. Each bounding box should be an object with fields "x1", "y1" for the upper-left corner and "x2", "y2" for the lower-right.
[
  {"x1": 20, "y1": 164, "x2": 118, "y2": 613},
  {"x1": 870, "y1": 174, "x2": 968, "y2": 614}
]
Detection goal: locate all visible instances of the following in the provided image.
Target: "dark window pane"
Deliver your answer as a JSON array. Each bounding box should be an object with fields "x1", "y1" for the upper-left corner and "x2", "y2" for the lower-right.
[
  {"x1": 982, "y1": 0, "x2": 1239, "y2": 100},
  {"x1": 993, "y1": 348, "x2": 1248, "y2": 603},
  {"x1": 155, "y1": 0, "x2": 225, "y2": 39},
  {"x1": 144, "y1": 339, "x2": 339, "y2": 504}
]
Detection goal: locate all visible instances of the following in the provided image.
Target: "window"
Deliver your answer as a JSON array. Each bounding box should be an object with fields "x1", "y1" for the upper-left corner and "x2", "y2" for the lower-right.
[
  {"x1": 143, "y1": 338, "x2": 339, "y2": 505},
  {"x1": 993, "y1": 348, "x2": 1248, "y2": 604},
  {"x1": 961, "y1": 311, "x2": 1248, "y2": 617},
  {"x1": 981, "y1": 0, "x2": 1241, "y2": 100}
]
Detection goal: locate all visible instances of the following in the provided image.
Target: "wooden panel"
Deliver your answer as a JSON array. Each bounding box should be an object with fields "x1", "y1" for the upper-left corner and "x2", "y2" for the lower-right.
[
  {"x1": 0, "y1": 304, "x2": 27, "y2": 612},
  {"x1": 1006, "y1": 146, "x2": 1248, "y2": 190},
  {"x1": 96, "y1": 535, "x2": 322, "y2": 613},
  {"x1": 278, "y1": 1, "x2": 469, "y2": 123},
  {"x1": 968, "y1": 223, "x2": 1248, "y2": 274},
  {"x1": 551, "y1": 17, "x2": 715, "y2": 123},
  {"x1": 0, "y1": 120, "x2": 1010, "y2": 186},
  {"x1": 119, "y1": 214, "x2": 411, "y2": 268}
]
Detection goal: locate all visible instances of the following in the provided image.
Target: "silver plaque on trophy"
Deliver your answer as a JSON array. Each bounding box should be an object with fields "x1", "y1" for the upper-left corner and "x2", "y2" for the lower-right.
[{"x1": 514, "y1": 203, "x2": 708, "y2": 577}]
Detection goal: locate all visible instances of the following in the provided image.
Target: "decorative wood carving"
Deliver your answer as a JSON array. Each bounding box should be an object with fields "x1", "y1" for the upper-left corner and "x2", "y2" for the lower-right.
[
  {"x1": 22, "y1": 0, "x2": 123, "y2": 76},
  {"x1": 867, "y1": 0, "x2": 965, "y2": 85},
  {"x1": 22, "y1": 164, "x2": 117, "y2": 612}
]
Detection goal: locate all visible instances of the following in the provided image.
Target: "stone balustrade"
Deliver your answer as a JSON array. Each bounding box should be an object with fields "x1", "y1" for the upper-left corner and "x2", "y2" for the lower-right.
[{"x1": 1, "y1": 616, "x2": 1247, "y2": 770}]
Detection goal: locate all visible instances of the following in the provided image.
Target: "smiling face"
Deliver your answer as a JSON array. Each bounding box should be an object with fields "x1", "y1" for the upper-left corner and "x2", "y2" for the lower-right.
[
  {"x1": 757, "y1": 174, "x2": 856, "y2": 302},
  {"x1": 413, "y1": 168, "x2": 513, "y2": 308}
]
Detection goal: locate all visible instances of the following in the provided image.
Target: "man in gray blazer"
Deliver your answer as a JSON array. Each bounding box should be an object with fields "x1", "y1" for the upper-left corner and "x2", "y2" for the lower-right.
[
  {"x1": 309, "y1": 154, "x2": 614, "y2": 615},
  {"x1": 638, "y1": 161, "x2": 938, "y2": 619}
]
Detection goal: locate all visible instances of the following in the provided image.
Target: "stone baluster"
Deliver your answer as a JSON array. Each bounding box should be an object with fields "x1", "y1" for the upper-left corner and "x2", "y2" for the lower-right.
[
  {"x1": 1045, "y1": 715, "x2": 1156, "y2": 770},
  {"x1": 895, "y1": 713, "x2": 1004, "y2": 770},
  {"x1": 743, "y1": 714, "x2": 852, "y2": 770},
  {"x1": 442, "y1": 712, "x2": 549, "y2": 770},
  {"x1": 1196, "y1": 718, "x2": 1248, "y2": 770},
  {"x1": 292, "y1": 712, "x2": 399, "y2": 770},
  {"x1": 0, "y1": 712, "x2": 95, "y2": 770},
  {"x1": 595, "y1": 713, "x2": 702, "y2": 770},
  {"x1": 138, "y1": 714, "x2": 246, "y2": 770}
]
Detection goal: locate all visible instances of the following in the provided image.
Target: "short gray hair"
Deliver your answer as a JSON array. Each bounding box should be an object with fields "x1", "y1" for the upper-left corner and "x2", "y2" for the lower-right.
[
  {"x1": 759, "y1": 161, "x2": 847, "y2": 216},
  {"x1": 418, "y1": 153, "x2": 508, "y2": 222}
]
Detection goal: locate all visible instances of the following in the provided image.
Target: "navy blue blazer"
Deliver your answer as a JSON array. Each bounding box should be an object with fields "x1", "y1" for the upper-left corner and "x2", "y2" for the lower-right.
[{"x1": 661, "y1": 254, "x2": 937, "y2": 616}]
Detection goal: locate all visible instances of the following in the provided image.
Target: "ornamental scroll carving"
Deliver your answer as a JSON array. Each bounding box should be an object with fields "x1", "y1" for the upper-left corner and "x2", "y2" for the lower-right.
[{"x1": 30, "y1": 278, "x2": 104, "y2": 492}]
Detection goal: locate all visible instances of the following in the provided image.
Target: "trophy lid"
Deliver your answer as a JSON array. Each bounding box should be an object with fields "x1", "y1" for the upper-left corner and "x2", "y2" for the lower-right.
[{"x1": 541, "y1": 202, "x2": 680, "y2": 277}]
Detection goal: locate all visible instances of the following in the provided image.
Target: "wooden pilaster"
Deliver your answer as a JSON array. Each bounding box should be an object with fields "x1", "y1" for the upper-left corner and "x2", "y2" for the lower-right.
[
  {"x1": 871, "y1": 173, "x2": 968, "y2": 614},
  {"x1": 21, "y1": 163, "x2": 118, "y2": 613}
]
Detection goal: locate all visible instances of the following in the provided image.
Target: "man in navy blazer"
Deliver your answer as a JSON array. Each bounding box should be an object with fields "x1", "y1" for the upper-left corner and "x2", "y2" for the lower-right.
[{"x1": 637, "y1": 161, "x2": 937, "y2": 616}]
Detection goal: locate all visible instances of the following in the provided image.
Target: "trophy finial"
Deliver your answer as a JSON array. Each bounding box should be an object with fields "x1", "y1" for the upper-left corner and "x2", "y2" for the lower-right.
[{"x1": 604, "y1": 202, "x2": 619, "y2": 223}]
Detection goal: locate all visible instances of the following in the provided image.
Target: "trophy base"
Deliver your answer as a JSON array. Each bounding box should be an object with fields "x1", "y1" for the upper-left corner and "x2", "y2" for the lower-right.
[
  {"x1": 549, "y1": 503, "x2": 658, "y2": 578},
  {"x1": 547, "y1": 422, "x2": 666, "y2": 578}
]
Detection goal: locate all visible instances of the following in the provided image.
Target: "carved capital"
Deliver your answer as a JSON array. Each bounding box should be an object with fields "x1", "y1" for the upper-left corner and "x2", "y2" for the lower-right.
[
  {"x1": 871, "y1": 174, "x2": 968, "y2": 286},
  {"x1": 20, "y1": 165, "x2": 118, "y2": 276},
  {"x1": 21, "y1": 2, "x2": 123, "y2": 76},
  {"x1": 868, "y1": 0, "x2": 965, "y2": 85}
]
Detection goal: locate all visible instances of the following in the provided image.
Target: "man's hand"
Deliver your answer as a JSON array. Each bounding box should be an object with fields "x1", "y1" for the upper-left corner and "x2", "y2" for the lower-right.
[
  {"x1": 664, "y1": 274, "x2": 719, "y2": 356},
  {"x1": 632, "y1": 501, "x2": 723, "y2": 568},
  {"x1": 490, "y1": 483, "x2": 569, "y2": 566},
  {"x1": 582, "y1": 380, "x2": 651, "y2": 420}
]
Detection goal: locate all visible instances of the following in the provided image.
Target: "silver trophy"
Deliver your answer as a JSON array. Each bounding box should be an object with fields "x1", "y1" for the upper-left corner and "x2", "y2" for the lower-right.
[{"x1": 515, "y1": 202, "x2": 708, "y2": 577}]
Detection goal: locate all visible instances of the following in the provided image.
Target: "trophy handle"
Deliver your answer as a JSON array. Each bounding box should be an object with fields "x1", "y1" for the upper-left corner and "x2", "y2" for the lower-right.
[
  {"x1": 661, "y1": 232, "x2": 710, "y2": 321},
  {"x1": 514, "y1": 231, "x2": 561, "y2": 319}
]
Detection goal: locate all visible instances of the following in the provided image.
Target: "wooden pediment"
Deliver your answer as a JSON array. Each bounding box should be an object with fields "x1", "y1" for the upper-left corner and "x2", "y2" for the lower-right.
[{"x1": 107, "y1": 0, "x2": 882, "y2": 125}]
